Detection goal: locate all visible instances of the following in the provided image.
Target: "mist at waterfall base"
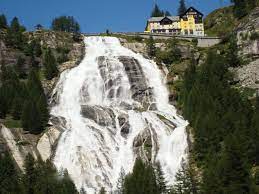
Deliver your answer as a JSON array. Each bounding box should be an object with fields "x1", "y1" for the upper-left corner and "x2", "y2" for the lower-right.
[{"x1": 50, "y1": 36, "x2": 188, "y2": 193}]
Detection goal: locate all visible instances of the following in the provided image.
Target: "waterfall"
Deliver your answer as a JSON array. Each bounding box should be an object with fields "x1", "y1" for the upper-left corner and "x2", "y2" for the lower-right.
[{"x1": 51, "y1": 36, "x2": 188, "y2": 193}]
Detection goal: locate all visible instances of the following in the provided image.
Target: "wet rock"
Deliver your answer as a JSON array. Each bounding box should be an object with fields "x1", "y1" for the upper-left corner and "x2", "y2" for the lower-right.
[
  {"x1": 49, "y1": 116, "x2": 67, "y2": 130},
  {"x1": 81, "y1": 105, "x2": 116, "y2": 127},
  {"x1": 0, "y1": 124, "x2": 39, "y2": 170},
  {"x1": 133, "y1": 127, "x2": 154, "y2": 162},
  {"x1": 118, "y1": 56, "x2": 155, "y2": 110},
  {"x1": 118, "y1": 114, "x2": 130, "y2": 136},
  {"x1": 37, "y1": 126, "x2": 62, "y2": 161}
]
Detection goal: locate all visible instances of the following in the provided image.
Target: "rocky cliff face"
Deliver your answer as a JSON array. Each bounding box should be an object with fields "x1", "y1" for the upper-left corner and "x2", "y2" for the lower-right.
[{"x1": 235, "y1": 8, "x2": 259, "y2": 91}]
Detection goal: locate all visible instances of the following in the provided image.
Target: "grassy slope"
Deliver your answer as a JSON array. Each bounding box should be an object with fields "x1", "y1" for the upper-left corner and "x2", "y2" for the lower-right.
[{"x1": 204, "y1": 6, "x2": 238, "y2": 37}]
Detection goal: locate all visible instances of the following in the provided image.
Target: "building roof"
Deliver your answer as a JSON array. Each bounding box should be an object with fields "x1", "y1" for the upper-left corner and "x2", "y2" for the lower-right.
[
  {"x1": 181, "y1": 7, "x2": 204, "y2": 17},
  {"x1": 148, "y1": 16, "x2": 180, "y2": 23}
]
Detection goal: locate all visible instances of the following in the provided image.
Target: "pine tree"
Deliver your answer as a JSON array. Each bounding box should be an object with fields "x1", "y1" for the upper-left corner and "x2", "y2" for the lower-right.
[
  {"x1": 23, "y1": 154, "x2": 37, "y2": 194},
  {"x1": 165, "y1": 11, "x2": 171, "y2": 16},
  {"x1": 168, "y1": 38, "x2": 181, "y2": 63},
  {"x1": 217, "y1": 134, "x2": 255, "y2": 194},
  {"x1": 0, "y1": 14, "x2": 7, "y2": 29},
  {"x1": 37, "y1": 94, "x2": 49, "y2": 129},
  {"x1": 43, "y1": 48, "x2": 58, "y2": 80},
  {"x1": 51, "y1": 16, "x2": 80, "y2": 33},
  {"x1": 253, "y1": 96, "x2": 259, "y2": 165},
  {"x1": 151, "y1": 4, "x2": 164, "y2": 17},
  {"x1": 15, "y1": 56, "x2": 27, "y2": 79},
  {"x1": 0, "y1": 153, "x2": 21, "y2": 194},
  {"x1": 155, "y1": 163, "x2": 167, "y2": 194},
  {"x1": 226, "y1": 35, "x2": 240, "y2": 67},
  {"x1": 27, "y1": 69, "x2": 44, "y2": 100},
  {"x1": 59, "y1": 170, "x2": 78, "y2": 194},
  {"x1": 170, "y1": 162, "x2": 199, "y2": 194},
  {"x1": 178, "y1": 0, "x2": 187, "y2": 16},
  {"x1": 146, "y1": 36, "x2": 156, "y2": 57},
  {"x1": 231, "y1": 0, "x2": 248, "y2": 18},
  {"x1": 123, "y1": 158, "x2": 159, "y2": 194},
  {"x1": 6, "y1": 17, "x2": 26, "y2": 49},
  {"x1": 21, "y1": 100, "x2": 42, "y2": 133},
  {"x1": 11, "y1": 96, "x2": 23, "y2": 120}
]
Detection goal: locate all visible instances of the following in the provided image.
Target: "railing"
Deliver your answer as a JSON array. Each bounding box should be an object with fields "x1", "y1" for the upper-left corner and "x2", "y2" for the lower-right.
[{"x1": 84, "y1": 32, "x2": 220, "y2": 39}]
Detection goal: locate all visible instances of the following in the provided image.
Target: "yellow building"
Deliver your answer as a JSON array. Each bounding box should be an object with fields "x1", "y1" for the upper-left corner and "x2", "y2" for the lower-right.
[
  {"x1": 145, "y1": 7, "x2": 205, "y2": 36},
  {"x1": 180, "y1": 7, "x2": 204, "y2": 36}
]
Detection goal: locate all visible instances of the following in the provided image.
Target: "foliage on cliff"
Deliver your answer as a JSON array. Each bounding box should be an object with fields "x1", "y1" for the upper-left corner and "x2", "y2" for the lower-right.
[
  {"x1": 204, "y1": 6, "x2": 237, "y2": 37},
  {"x1": 0, "y1": 152, "x2": 78, "y2": 194},
  {"x1": 179, "y1": 48, "x2": 259, "y2": 193},
  {"x1": 51, "y1": 16, "x2": 80, "y2": 33}
]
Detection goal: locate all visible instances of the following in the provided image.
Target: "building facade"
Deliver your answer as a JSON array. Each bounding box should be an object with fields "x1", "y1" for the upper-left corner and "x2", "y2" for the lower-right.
[{"x1": 145, "y1": 7, "x2": 205, "y2": 36}]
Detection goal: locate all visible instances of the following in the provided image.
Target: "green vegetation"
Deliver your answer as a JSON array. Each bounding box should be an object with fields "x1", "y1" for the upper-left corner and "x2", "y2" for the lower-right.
[
  {"x1": 122, "y1": 158, "x2": 161, "y2": 194},
  {"x1": 156, "y1": 38, "x2": 182, "y2": 66},
  {"x1": 231, "y1": 0, "x2": 257, "y2": 18},
  {"x1": 179, "y1": 48, "x2": 258, "y2": 193},
  {"x1": 151, "y1": 4, "x2": 164, "y2": 17},
  {"x1": 43, "y1": 48, "x2": 59, "y2": 80},
  {"x1": 51, "y1": 16, "x2": 80, "y2": 33},
  {"x1": 0, "y1": 14, "x2": 7, "y2": 29},
  {"x1": 150, "y1": 4, "x2": 171, "y2": 17},
  {"x1": 146, "y1": 36, "x2": 156, "y2": 57},
  {"x1": 0, "y1": 152, "x2": 78, "y2": 194},
  {"x1": 2, "y1": 116, "x2": 22, "y2": 128},
  {"x1": 21, "y1": 69, "x2": 49, "y2": 134},
  {"x1": 170, "y1": 162, "x2": 199, "y2": 194},
  {"x1": 204, "y1": 6, "x2": 237, "y2": 37},
  {"x1": 5, "y1": 17, "x2": 27, "y2": 50}
]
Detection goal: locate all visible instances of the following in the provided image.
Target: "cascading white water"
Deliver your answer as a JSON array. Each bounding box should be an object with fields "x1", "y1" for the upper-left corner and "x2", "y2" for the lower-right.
[{"x1": 51, "y1": 36, "x2": 188, "y2": 193}]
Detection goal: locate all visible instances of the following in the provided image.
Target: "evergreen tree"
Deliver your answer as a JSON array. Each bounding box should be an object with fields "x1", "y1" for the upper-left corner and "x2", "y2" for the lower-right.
[
  {"x1": 165, "y1": 11, "x2": 171, "y2": 16},
  {"x1": 151, "y1": 4, "x2": 164, "y2": 17},
  {"x1": 11, "y1": 96, "x2": 23, "y2": 120},
  {"x1": 123, "y1": 158, "x2": 159, "y2": 194},
  {"x1": 37, "y1": 93, "x2": 49, "y2": 129},
  {"x1": 217, "y1": 134, "x2": 255, "y2": 194},
  {"x1": 178, "y1": 0, "x2": 187, "y2": 16},
  {"x1": 5, "y1": 17, "x2": 26, "y2": 49},
  {"x1": 15, "y1": 56, "x2": 27, "y2": 79},
  {"x1": 23, "y1": 154, "x2": 37, "y2": 194},
  {"x1": 155, "y1": 163, "x2": 167, "y2": 194},
  {"x1": 59, "y1": 170, "x2": 78, "y2": 194},
  {"x1": 0, "y1": 153, "x2": 22, "y2": 194},
  {"x1": 253, "y1": 96, "x2": 259, "y2": 165},
  {"x1": 27, "y1": 69, "x2": 44, "y2": 99},
  {"x1": 43, "y1": 48, "x2": 59, "y2": 80},
  {"x1": 21, "y1": 100, "x2": 42, "y2": 133},
  {"x1": 168, "y1": 38, "x2": 181, "y2": 63},
  {"x1": 146, "y1": 36, "x2": 156, "y2": 57},
  {"x1": 170, "y1": 162, "x2": 199, "y2": 194},
  {"x1": 231, "y1": 0, "x2": 248, "y2": 18},
  {"x1": 226, "y1": 35, "x2": 240, "y2": 67},
  {"x1": 51, "y1": 16, "x2": 80, "y2": 33},
  {"x1": 0, "y1": 14, "x2": 7, "y2": 29}
]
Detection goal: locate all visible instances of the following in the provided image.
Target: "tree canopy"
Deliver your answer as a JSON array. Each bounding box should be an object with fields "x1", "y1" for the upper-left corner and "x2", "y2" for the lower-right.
[
  {"x1": 51, "y1": 16, "x2": 80, "y2": 33},
  {"x1": 178, "y1": 0, "x2": 187, "y2": 16}
]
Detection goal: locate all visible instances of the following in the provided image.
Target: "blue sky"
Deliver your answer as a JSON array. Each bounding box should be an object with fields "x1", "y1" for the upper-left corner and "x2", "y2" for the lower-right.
[{"x1": 1, "y1": 0, "x2": 231, "y2": 33}]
